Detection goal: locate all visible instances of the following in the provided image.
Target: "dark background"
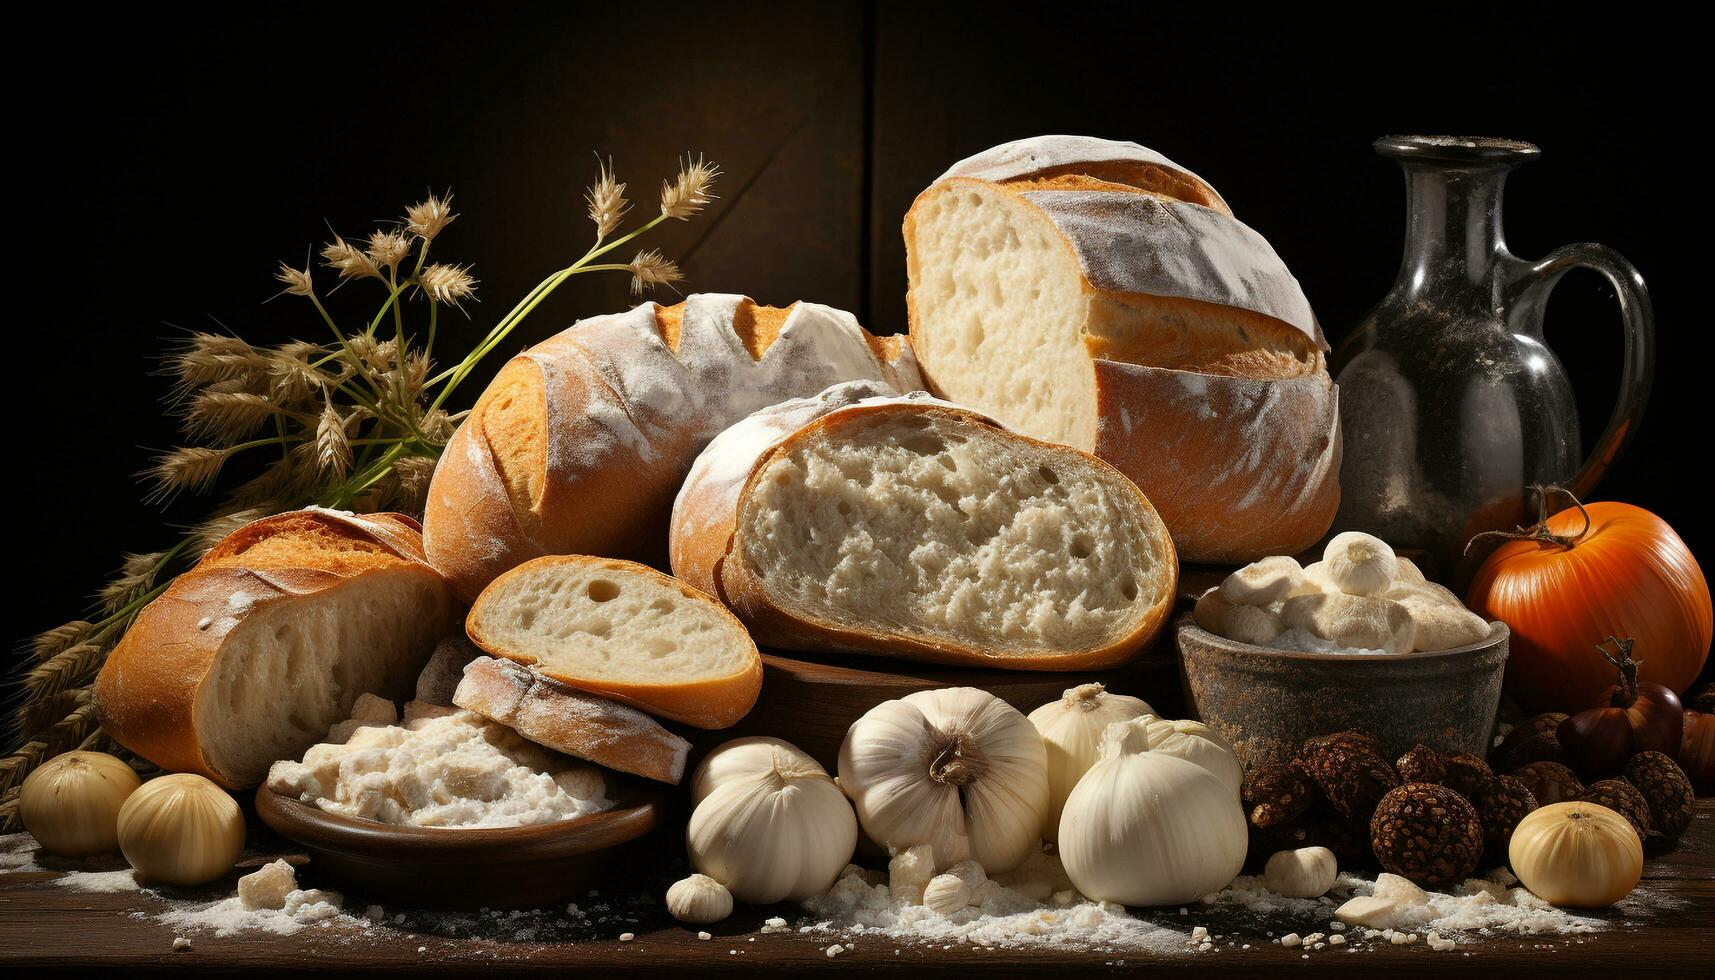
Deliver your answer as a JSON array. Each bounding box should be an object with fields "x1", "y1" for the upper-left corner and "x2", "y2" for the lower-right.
[{"x1": 13, "y1": 4, "x2": 1700, "y2": 655}]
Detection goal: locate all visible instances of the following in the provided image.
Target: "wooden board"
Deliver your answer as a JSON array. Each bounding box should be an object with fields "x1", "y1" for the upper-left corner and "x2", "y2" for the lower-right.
[{"x1": 2, "y1": 803, "x2": 1710, "y2": 975}]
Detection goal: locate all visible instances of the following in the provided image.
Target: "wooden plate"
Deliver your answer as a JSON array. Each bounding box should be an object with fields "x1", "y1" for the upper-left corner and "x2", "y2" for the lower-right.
[{"x1": 254, "y1": 778, "x2": 670, "y2": 910}]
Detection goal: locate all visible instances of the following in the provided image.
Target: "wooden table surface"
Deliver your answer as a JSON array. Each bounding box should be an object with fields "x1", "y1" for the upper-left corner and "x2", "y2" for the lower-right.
[{"x1": 3, "y1": 801, "x2": 1709, "y2": 976}]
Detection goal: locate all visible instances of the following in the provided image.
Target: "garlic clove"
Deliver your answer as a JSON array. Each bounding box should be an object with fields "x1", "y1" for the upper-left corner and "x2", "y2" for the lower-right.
[
  {"x1": 1193, "y1": 588, "x2": 1232, "y2": 633},
  {"x1": 1394, "y1": 589, "x2": 1491, "y2": 652},
  {"x1": 922, "y1": 872, "x2": 973, "y2": 916},
  {"x1": 1219, "y1": 556, "x2": 1305, "y2": 606},
  {"x1": 1222, "y1": 603, "x2": 1284, "y2": 646},
  {"x1": 116, "y1": 773, "x2": 246, "y2": 888},
  {"x1": 19, "y1": 751, "x2": 142, "y2": 858},
  {"x1": 888, "y1": 844, "x2": 936, "y2": 904},
  {"x1": 1260, "y1": 846, "x2": 1338, "y2": 898},
  {"x1": 1325, "y1": 596, "x2": 1415, "y2": 653},
  {"x1": 1323, "y1": 531, "x2": 1398, "y2": 597},
  {"x1": 666, "y1": 873, "x2": 734, "y2": 925}
]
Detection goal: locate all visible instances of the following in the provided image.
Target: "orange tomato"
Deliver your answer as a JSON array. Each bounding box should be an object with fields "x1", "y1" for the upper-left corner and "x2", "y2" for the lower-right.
[{"x1": 1467, "y1": 501, "x2": 1711, "y2": 713}]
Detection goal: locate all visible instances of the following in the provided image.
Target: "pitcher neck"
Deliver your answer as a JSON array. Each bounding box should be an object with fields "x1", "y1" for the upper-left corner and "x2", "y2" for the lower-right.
[{"x1": 1395, "y1": 161, "x2": 1514, "y2": 300}]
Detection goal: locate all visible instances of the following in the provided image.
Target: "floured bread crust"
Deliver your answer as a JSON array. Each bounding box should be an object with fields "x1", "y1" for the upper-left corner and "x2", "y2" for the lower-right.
[
  {"x1": 423, "y1": 294, "x2": 922, "y2": 602},
  {"x1": 905, "y1": 136, "x2": 1340, "y2": 563}
]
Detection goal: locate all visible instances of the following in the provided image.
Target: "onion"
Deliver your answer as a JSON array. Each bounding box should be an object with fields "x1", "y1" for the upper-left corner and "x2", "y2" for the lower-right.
[{"x1": 1466, "y1": 491, "x2": 1711, "y2": 712}]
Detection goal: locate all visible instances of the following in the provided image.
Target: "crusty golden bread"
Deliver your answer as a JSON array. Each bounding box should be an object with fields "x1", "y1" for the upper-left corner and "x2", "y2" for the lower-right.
[
  {"x1": 93, "y1": 509, "x2": 457, "y2": 789},
  {"x1": 465, "y1": 556, "x2": 762, "y2": 729},
  {"x1": 904, "y1": 136, "x2": 1340, "y2": 563},
  {"x1": 453, "y1": 655, "x2": 692, "y2": 784},
  {"x1": 422, "y1": 294, "x2": 922, "y2": 603},
  {"x1": 670, "y1": 383, "x2": 1178, "y2": 670}
]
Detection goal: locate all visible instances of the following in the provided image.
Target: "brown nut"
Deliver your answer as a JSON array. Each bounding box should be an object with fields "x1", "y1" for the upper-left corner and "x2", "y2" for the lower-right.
[
  {"x1": 1369, "y1": 782, "x2": 1484, "y2": 888},
  {"x1": 1623, "y1": 750, "x2": 1695, "y2": 838}
]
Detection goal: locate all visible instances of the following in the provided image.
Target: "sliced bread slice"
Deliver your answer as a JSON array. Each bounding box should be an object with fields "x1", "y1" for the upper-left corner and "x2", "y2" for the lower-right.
[
  {"x1": 673, "y1": 388, "x2": 1178, "y2": 669},
  {"x1": 453, "y1": 655, "x2": 691, "y2": 784},
  {"x1": 466, "y1": 556, "x2": 761, "y2": 729}
]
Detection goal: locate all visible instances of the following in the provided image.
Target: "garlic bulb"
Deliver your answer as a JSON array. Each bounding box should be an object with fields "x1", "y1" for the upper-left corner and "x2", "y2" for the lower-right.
[
  {"x1": 19, "y1": 752, "x2": 142, "y2": 858},
  {"x1": 1323, "y1": 531, "x2": 1398, "y2": 597},
  {"x1": 686, "y1": 737, "x2": 856, "y2": 904},
  {"x1": 839, "y1": 687, "x2": 1048, "y2": 873},
  {"x1": 1058, "y1": 715, "x2": 1248, "y2": 906},
  {"x1": 116, "y1": 773, "x2": 245, "y2": 887},
  {"x1": 1508, "y1": 802, "x2": 1642, "y2": 907},
  {"x1": 665, "y1": 873, "x2": 734, "y2": 924},
  {"x1": 1027, "y1": 684, "x2": 1154, "y2": 840},
  {"x1": 1136, "y1": 716, "x2": 1242, "y2": 799}
]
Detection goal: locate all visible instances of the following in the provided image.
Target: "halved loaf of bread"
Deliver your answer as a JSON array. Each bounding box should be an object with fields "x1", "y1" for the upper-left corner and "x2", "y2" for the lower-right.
[
  {"x1": 93, "y1": 509, "x2": 458, "y2": 789},
  {"x1": 423, "y1": 294, "x2": 923, "y2": 603},
  {"x1": 670, "y1": 382, "x2": 1178, "y2": 670},
  {"x1": 465, "y1": 556, "x2": 761, "y2": 729},
  {"x1": 453, "y1": 655, "x2": 691, "y2": 784},
  {"x1": 904, "y1": 135, "x2": 1340, "y2": 563}
]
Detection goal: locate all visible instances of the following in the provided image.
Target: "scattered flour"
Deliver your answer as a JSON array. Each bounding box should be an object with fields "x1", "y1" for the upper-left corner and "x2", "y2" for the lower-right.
[
  {"x1": 803, "y1": 847, "x2": 1185, "y2": 953},
  {"x1": 1205, "y1": 867, "x2": 1605, "y2": 945}
]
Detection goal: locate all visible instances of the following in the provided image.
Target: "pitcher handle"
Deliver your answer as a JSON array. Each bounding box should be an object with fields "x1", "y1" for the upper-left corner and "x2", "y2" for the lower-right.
[{"x1": 1518, "y1": 243, "x2": 1655, "y2": 500}]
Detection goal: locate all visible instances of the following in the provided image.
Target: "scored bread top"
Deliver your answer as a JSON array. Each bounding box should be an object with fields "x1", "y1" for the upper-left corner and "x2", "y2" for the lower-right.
[
  {"x1": 424, "y1": 294, "x2": 922, "y2": 603},
  {"x1": 938, "y1": 135, "x2": 1231, "y2": 214}
]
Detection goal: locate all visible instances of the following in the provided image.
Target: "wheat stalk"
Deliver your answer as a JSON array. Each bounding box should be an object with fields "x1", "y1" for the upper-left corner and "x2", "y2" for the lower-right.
[{"x1": 11, "y1": 153, "x2": 719, "y2": 806}]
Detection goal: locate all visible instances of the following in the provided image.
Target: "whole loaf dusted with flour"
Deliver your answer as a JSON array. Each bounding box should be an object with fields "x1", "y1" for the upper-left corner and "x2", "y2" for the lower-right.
[
  {"x1": 904, "y1": 136, "x2": 1341, "y2": 563},
  {"x1": 670, "y1": 381, "x2": 1178, "y2": 670},
  {"x1": 94, "y1": 509, "x2": 458, "y2": 789},
  {"x1": 423, "y1": 294, "x2": 922, "y2": 602}
]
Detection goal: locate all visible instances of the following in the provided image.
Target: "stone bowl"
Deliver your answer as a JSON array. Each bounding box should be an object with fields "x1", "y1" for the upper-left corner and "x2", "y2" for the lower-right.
[{"x1": 1176, "y1": 614, "x2": 1509, "y2": 771}]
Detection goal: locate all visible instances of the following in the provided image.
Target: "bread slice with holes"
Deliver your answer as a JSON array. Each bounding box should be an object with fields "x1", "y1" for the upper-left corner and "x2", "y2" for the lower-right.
[
  {"x1": 93, "y1": 509, "x2": 458, "y2": 789},
  {"x1": 453, "y1": 655, "x2": 692, "y2": 783},
  {"x1": 904, "y1": 136, "x2": 1340, "y2": 563},
  {"x1": 465, "y1": 556, "x2": 761, "y2": 729},
  {"x1": 670, "y1": 382, "x2": 1178, "y2": 670}
]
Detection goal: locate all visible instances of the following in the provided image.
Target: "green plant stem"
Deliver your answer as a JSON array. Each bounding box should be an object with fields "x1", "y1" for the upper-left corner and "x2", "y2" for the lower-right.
[{"x1": 423, "y1": 212, "x2": 668, "y2": 412}]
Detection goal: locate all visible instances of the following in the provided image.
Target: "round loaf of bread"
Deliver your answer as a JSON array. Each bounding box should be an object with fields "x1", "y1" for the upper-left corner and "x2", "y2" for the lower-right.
[
  {"x1": 93, "y1": 509, "x2": 458, "y2": 789},
  {"x1": 670, "y1": 382, "x2": 1178, "y2": 670},
  {"x1": 422, "y1": 294, "x2": 922, "y2": 603},
  {"x1": 904, "y1": 135, "x2": 1340, "y2": 564}
]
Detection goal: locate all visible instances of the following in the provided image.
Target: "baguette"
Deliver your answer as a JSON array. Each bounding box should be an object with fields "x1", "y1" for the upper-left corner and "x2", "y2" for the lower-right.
[
  {"x1": 453, "y1": 656, "x2": 691, "y2": 784},
  {"x1": 904, "y1": 135, "x2": 1340, "y2": 563},
  {"x1": 422, "y1": 294, "x2": 922, "y2": 603},
  {"x1": 670, "y1": 382, "x2": 1178, "y2": 670},
  {"x1": 93, "y1": 509, "x2": 457, "y2": 789},
  {"x1": 466, "y1": 556, "x2": 762, "y2": 729}
]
